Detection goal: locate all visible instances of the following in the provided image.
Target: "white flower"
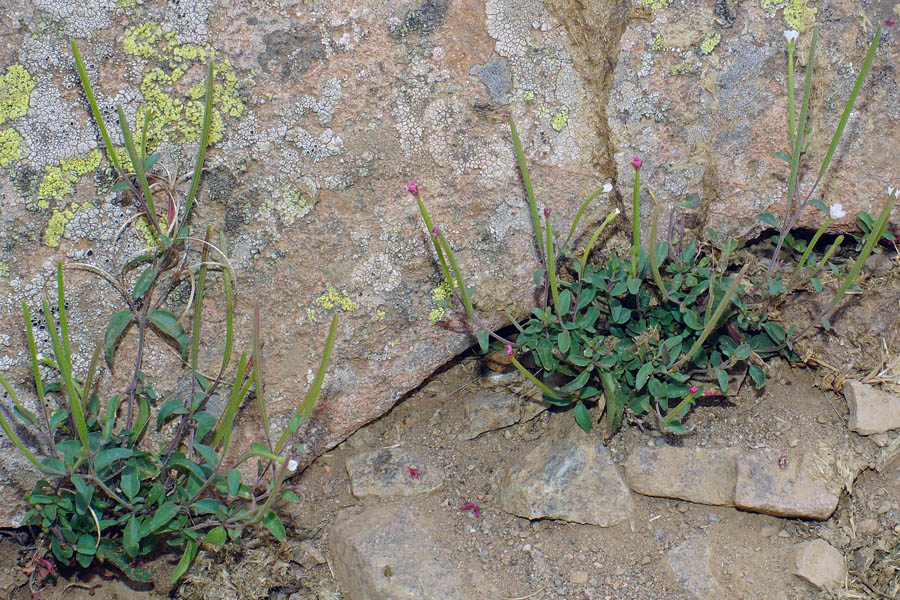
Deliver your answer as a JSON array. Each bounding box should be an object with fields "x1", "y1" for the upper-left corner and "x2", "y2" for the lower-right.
[
  {"x1": 829, "y1": 203, "x2": 846, "y2": 219},
  {"x1": 889, "y1": 186, "x2": 898, "y2": 198},
  {"x1": 287, "y1": 459, "x2": 298, "y2": 472},
  {"x1": 614, "y1": 208, "x2": 621, "y2": 215},
  {"x1": 602, "y1": 183, "x2": 613, "y2": 193},
  {"x1": 783, "y1": 30, "x2": 799, "y2": 43}
]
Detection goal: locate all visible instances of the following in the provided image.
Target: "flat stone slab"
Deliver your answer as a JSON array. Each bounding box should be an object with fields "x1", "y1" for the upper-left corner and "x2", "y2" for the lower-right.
[
  {"x1": 329, "y1": 502, "x2": 481, "y2": 600},
  {"x1": 345, "y1": 447, "x2": 442, "y2": 498},
  {"x1": 458, "y1": 391, "x2": 523, "y2": 441},
  {"x1": 499, "y1": 429, "x2": 632, "y2": 526},
  {"x1": 666, "y1": 537, "x2": 725, "y2": 600},
  {"x1": 624, "y1": 447, "x2": 738, "y2": 506},
  {"x1": 793, "y1": 539, "x2": 846, "y2": 590},
  {"x1": 844, "y1": 380, "x2": 900, "y2": 435},
  {"x1": 734, "y1": 449, "x2": 841, "y2": 520}
]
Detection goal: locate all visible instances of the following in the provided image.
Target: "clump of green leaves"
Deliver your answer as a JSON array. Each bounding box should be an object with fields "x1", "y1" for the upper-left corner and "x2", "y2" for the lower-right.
[
  {"x1": 0, "y1": 43, "x2": 338, "y2": 585},
  {"x1": 412, "y1": 27, "x2": 890, "y2": 438}
]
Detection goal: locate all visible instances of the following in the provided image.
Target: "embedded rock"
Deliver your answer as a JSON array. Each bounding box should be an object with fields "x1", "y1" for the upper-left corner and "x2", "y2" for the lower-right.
[
  {"x1": 329, "y1": 502, "x2": 483, "y2": 600},
  {"x1": 624, "y1": 446, "x2": 738, "y2": 506},
  {"x1": 844, "y1": 380, "x2": 900, "y2": 435},
  {"x1": 734, "y1": 449, "x2": 841, "y2": 519},
  {"x1": 793, "y1": 539, "x2": 846, "y2": 590},
  {"x1": 458, "y1": 391, "x2": 524, "y2": 441},
  {"x1": 345, "y1": 447, "x2": 443, "y2": 498},
  {"x1": 499, "y1": 428, "x2": 632, "y2": 526},
  {"x1": 666, "y1": 537, "x2": 725, "y2": 600}
]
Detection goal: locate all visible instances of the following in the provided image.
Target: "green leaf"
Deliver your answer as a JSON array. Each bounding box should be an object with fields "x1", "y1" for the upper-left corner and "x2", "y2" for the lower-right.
[
  {"x1": 110, "y1": 180, "x2": 131, "y2": 193},
  {"x1": 557, "y1": 290, "x2": 571, "y2": 316},
  {"x1": 281, "y1": 489, "x2": 301, "y2": 503},
  {"x1": 757, "y1": 212, "x2": 778, "y2": 227},
  {"x1": 261, "y1": 509, "x2": 286, "y2": 541},
  {"x1": 714, "y1": 368, "x2": 728, "y2": 393},
  {"x1": 573, "y1": 402, "x2": 592, "y2": 433},
  {"x1": 93, "y1": 447, "x2": 134, "y2": 471},
  {"x1": 683, "y1": 309, "x2": 702, "y2": 330},
  {"x1": 748, "y1": 364, "x2": 766, "y2": 388},
  {"x1": 562, "y1": 368, "x2": 590, "y2": 393},
  {"x1": 123, "y1": 515, "x2": 141, "y2": 558},
  {"x1": 762, "y1": 321, "x2": 786, "y2": 344},
  {"x1": 76, "y1": 552, "x2": 94, "y2": 568},
  {"x1": 143, "y1": 151, "x2": 161, "y2": 172},
  {"x1": 193, "y1": 442, "x2": 219, "y2": 469},
  {"x1": 191, "y1": 499, "x2": 225, "y2": 515},
  {"x1": 149, "y1": 310, "x2": 188, "y2": 357},
  {"x1": 626, "y1": 278, "x2": 641, "y2": 295},
  {"x1": 610, "y1": 306, "x2": 631, "y2": 325},
  {"x1": 475, "y1": 329, "x2": 489, "y2": 354},
  {"x1": 820, "y1": 316, "x2": 831, "y2": 331},
  {"x1": 773, "y1": 151, "x2": 791, "y2": 163},
  {"x1": 49, "y1": 409, "x2": 69, "y2": 431},
  {"x1": 150, "y1": 501, "x2": 180, "y2": 533},
  {"x1": 635, "y1": 363, "x2": 653, "y2": 391},
  {"x1": 810, "y1": 277, "x2": 822, "y2": 293},
  {"x1": 130, "y1": 396, "x2": 150, "y2": 444},
  {"x1": 557, "y1": 329, "x2": 571, "y2": 354},
  {"x1": 76, "y1": 533, "x2": 97, "y2": 556},
  {"x1": 202, "y1": 526, "x2": 227, "y2": 550},
  {"x1": 227, "y1": 469, "x2": 241, "y2": 497},
  {"x1": 169, "y1": 540, "x2": 199, "y2": 583},
  {"x1": 132, "y1": 268, "x2": 156, "y2": 300},
  {"x1": 648, "y1": 378, "x2": 667, "y2": 398},
  {"x1": 533, "y1": 268, "x2": 544, "y2": 287},
  {"x1": 733, "y1": 344, "x2": 751, "y2": 361},
  {"x1": 121, "y1": 464, "x2": 140, "y2": 501},
  {"x1": 156, "y1": 398, "x2": 189, "y2": 429},
  {"x1": 104, "y1": 311, "x2": 133, "y2": 366},
  {"x1": 168, "y1": 456, "x2": 206, "y2": 482}
]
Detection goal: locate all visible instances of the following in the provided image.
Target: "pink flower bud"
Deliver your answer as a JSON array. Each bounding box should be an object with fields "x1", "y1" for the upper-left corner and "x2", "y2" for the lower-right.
[
  {"x1": 407, "y1": 466, "x2": 420, "y2": 479},
  {"x1": 631, "y1": 156, "x2": 643, "y2": 170},
  {"x1": 543, "y1": 206, "x2": 551, "y2": 218},
  {"x1": 690, "y1": 385, "x2": 699, "y2": 394},
  {"x1": 431, "y1": 226, "x2": 440, "y2": 239},
  {"x1": 704, "y1": 388, "x2": 714, "y2": 397},
  {"x1": 406, "y1": 181, "x2": 419, "y2": 196},
  {"x1": 505, "y1": 344, "x2": 514, "y2": 357}
]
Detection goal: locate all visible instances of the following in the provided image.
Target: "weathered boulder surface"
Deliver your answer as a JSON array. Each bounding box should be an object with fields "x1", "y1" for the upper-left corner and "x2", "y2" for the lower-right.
[
  {"x1": 844, "y1": 380, "x2": 900, "y2": 435},
  {"x1": 624, "y1": 446, "x2": 738, "y2": 506},
  {"x1": 607, "y1": 1, "x2": 900, "y2": 236},
  {"x1": 0, "y1": 0, "x2": 897, "y2": 527}
]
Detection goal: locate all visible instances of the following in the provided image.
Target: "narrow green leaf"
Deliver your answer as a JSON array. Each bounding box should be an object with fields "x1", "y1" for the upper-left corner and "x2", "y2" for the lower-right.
[
  {"x1": 71, "y1": 41, "x2": 121, "y2": 172},
  {"x1": 148, "y1": 309, "x2": 188, "y2": 357},
  {"x1": 121, "y1": 464, "x2": 139, "y2": 501},
  {"x1": 169, "y1": 540, "x2": 199, "y2": 583},
  {"x1": 132, "y1": 268, "x2": 156, "y2": 300},
  {"x1": 123, "y1": 515, "x2": 141, "y2": 558},
  {"x1": 714, "y1": 368, "x2": 728, "y2": 393},
  {"x1": 168, "y1": 457, "x2": 206, "y2": 482},
  {"x1": 773, "y1": 151, "x2": 791, "y2": 163},
  {"x1": 227, "y1": 469, "x2": 241, "y2": 497},
  {"x1": 557, "y1": 329, "x2": 571, "y2": 354},
  {"x1": 117, "y1": 105, "x2": 158, "y2": 226},
  {"x1": 104, "y1": 311, "x2": 133, "y2": 366},
  {"x1": 509, "y1": 116, "x2": 544, "y2": 264},
  {"x1": 475, "y1": 329, "x2": 490, "y2": 354},
  {"x1": 183, "y1": 61, "x2": 215, "y2": 225},
  {"x1": 635, "y1": 363, "x2": 653, "y2": 391},
  {"x1": 757, "y1": 212, "x2": 778, "y2": 227}
]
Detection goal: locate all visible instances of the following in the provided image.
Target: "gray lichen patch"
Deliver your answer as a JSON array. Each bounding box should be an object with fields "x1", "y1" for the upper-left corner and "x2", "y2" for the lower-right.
[
  {"x1": 473, "y1": 55, "x2": 512, "y2": 105},
  {"x1": 259, "y1": 26, "x2": 327, "y2": 79},
  {"x1": 388, "y1": 0, "x2": 450, "y2": 38}
]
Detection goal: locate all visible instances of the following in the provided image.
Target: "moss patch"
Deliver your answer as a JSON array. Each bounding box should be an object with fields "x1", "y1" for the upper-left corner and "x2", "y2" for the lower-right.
[{"x1": 700, "y1": 33, "x2": 721, "y2": 55}]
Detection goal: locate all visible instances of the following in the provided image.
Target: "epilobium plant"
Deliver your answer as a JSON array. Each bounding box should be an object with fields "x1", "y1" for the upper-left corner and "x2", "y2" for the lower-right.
[
  {"x1": 412, "y1": 27, "x2": 889, "y2": 438},
  {"x1": 0, "y1": 43, "x2": 338, "y2": 586}
]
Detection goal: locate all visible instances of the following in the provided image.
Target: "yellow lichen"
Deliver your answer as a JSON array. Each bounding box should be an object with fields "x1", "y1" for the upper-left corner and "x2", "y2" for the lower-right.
[
  {"x1": 43, "y1": 202, "x2": 94, "y2": 247},
  {"x1": 0, "y1": 128, "x2": 22, "y2": 167},
  {"x1": 0, "y1": 65, "x2": 35, "y2": 125},
  {"x1": 784, "y1": 0, "x2": 816, "y2": 32},
  {"x1": 639, "y1": 0, "x2": 673, "y2": 9},
  {"x1": 551, "y1": 107, "x2": 569, "y2": 132},
  {"x1": 315, "y1": 286, "x2": 359, "y2": 312},
  {"x1": 370, "y1": 310, "x2": 386, "y2": 322},
  {"x1": 650, "y1": 33, "x2": 664, "y2": 52},
  {"x1": 135, "y1": 215, "x2": 168, "y2": 248},
  {"x1": 700, "y1": 33, "x2": 721, "y2": 55},
  {"x1": 429, "y1": 279, "x2": 456, "y2": 323},
  {"x1": 0, "y1": 262, "x2": 9, "y2": 277},
  {"x1": 36, "y1": 149, "x2": 103, "y2": 204}
]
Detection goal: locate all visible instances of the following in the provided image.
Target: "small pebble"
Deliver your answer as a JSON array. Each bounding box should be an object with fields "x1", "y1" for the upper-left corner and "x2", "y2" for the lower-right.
[
  {"x1": 788, "y1": 438, "x2": 799, "y2": 448},
  {"x1": 523, "y1": 543, "x2": 532, "y2": 552},
  {"x1": 677, "y1": 502, "x2": 690, "y2": 513},
  {"x1": 777, "y1": 529, "x2": 791, "y2": 538}
]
